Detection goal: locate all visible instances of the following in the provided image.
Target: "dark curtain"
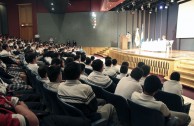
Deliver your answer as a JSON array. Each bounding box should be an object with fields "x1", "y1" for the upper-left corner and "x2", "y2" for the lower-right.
[{"x1": 0, "y1": 3, "x2": 8, "y2": 35}]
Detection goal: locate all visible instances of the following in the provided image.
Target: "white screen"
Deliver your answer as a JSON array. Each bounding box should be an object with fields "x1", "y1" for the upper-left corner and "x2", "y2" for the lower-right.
[{"x1": 176, "y1": 0, "x2": 194, "y2": 38}]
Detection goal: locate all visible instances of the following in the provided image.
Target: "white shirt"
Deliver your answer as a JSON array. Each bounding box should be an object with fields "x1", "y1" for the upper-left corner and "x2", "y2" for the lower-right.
[
  {"x1": 27, "y1": 63, "x2": 39, "y2": 75},
  {"x1": 116, "y1": 73, "x2": 127, "y2": 79},
  {"x1": 131, "y1": 92, "x2": 170, "y2": 117},
  {"x1": 139, "y1": 77, "x2": 146, "y2": 86},
  {"x1": 0, "y1": 50, "x2": 12, "y2": 57},
  {"x1": 85, "y1": 65, "x2": 93, "y2": 70},
  {"x1": 80, "y1": 74, "x2": 88, "y2": 82},
  {"x1": 44, "y1": 82, "x2": 60, "y2": 92},
  {"x1": 115, "y1": 76, "x2": 142, "y2": 100},
  {"x1": 103, "y1": 66, "x2": 116, "y2": 77},
  {"x1": 112, "y1": 65, "x2": 119, "y2": 73},
  {"x1": 163, "y1": 80, "x2": 183, "y2": 96}
]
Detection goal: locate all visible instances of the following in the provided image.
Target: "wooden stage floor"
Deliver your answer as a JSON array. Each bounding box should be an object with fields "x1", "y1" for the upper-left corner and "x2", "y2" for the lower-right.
[{"x1": 113, "y1": 48, "x2": 194, "y2": 60}]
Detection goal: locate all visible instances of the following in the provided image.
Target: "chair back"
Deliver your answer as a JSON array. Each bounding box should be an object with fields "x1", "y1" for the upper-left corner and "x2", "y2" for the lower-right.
[
  {"x1": 91, "y1": 85, "x2": 130, "y2": 126},
  {"x1": 154, "y1": 91, "x2": 184, "y2": 112},
  {"x1": 128, "y1": 100, "x2": 165, "y2": 126}
]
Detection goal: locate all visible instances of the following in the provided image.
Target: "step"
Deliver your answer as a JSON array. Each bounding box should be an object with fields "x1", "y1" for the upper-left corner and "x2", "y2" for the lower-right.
[
  {"x1": 180, "y1": 60, "x2": 194, "y2": 65},
  {"x1": 177, "y1": 65, "x2": 194, "y2": 71},
  {"x1": 174, "y1": 69, "x2": 194, "y2": 77}
]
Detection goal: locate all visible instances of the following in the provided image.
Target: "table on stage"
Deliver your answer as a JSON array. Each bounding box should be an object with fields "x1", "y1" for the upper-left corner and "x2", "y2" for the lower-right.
[{"x1": 141, "y1": 40, "x2": 167, "y2": 52}]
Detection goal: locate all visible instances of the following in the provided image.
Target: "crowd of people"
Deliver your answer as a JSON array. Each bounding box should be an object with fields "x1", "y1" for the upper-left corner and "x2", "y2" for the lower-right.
[{"x1": 0, "y1": 36, "x2": 191, "y2": 126}]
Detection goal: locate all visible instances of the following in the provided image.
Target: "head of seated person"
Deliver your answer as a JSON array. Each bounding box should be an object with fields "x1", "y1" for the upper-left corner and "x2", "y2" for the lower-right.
[
  {"x1": 143, "y1": 75, "x2": 162, "y2": 96},
  {"x1": 121, "y1": 61, "x2": 129, "y2": 67},
  {"x1": 130, "y1": 67, "x2": 143, "y2": 81},
  {"x1": 2, "y1": 43, "x2": 10, "y2": 51},
  {"x1": 65, "y1": 57, "x2": 74, "y2": 65},
  {"x1": 112, "y1": 59, "x2": 117, "y2": 66},
  {"x1": 105, "y1": 56, "x2": 112, "y2": 62},
  {"x1": 92, "y1": 59, "x2": 103, "y2": 72},
  {"x1": 74, "y1": 54, "x2": 80, "y2": 62},
  {"x1": 52, "y1": 52, "x2": 60, "y2": 59},
  {"x1": 105, "y1": 59, "x2": 112, "y2": 67},
  {"x1": 90, "y1": 56, "x2": 95, "y2": 61},
  {"x1": 63, "y1": 62, "x2": 81, "y2": 80},
  {"x1": 170, "y1": 72, "x2": 180, "y2": 81},
  {"x1": 38, "y1": 65, "x2": 48, "y2": 79},
  {"x1": 81, "y1": 54, "x2": 86, "y2": 63},
  {"x1": 137, "y1": 62, "x2": 145, "y2": 68},
  {"x1": 120, "y1": 65, "x2": 128, "y2": 74},
  {"x1": 85, "y1": 57, "x2": 91, "y2": 65},
  {"x1": 141, "y1": 65, "x2": 150, "y2": 77},
  {"x1": 51, "y1": 58, "x2": 63, "y2": 67},
  {"x1": 25, "y1": 52, "x2": 37, "y2": 64},
  {"x1": 47, "y1": 66, "x2": 62, "y2": 83}
]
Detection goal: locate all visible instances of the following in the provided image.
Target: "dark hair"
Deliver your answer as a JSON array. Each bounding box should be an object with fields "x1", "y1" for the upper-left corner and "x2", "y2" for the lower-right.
[
  {"x1": 65, "y1": 57, "x2": 74, "y2": 65},
  {"x1": 120, "y1": 65, "x2": 128, "y2": 74},
  {"x1": 105, "y1": 59, "x2": 112, "y2": 67},
  {"x1": 81, "y1": 55, "x2": 86, "y2": 62},
  {"x1": 144, "y1": 75, "x2": 162, "y2": 94},
  {"x1": 64, "y1": 62, "x2": 81, "y2": 80},
  {"x1": 112, "y1": 59, "x2": 117, "y2": 65},
  {"x1": 38, "y1": 65, "x2": 48, "y2": 78},
  {"x1": 92, "y1": 59, "x2": 103, "y2": 72},
  {"x1": 85, "y1": 57, "x2": 91, "y2": 65},
  {"x1": 105, "y1": 56, "x2": 111, "y2": 61},
  {"x1": 130, "y1": 67, "x2": 143, "y2": 81},
  {"x1": 137, "y1": 62, "x2": 145, "y2": 68},
  {"x1": 51, "y1": 58, "x2": 62, "y2": 66},
  {"x1": 91, "y1": 56, "x2": 95, "y2": 61},
  {"x1": 25, "y1": 52, "x2": 37, "y2": 63},
  {"x1": 80, "y1": 63, "x2": 85, "y2": 72},
  {"x1": 121, "y1": 62, "x2": 129, "y2": 67},
  {"x1": 141, "y1": 65, "x2": 150, "y2": 77},
  {"x1": 2, "y1": 44, "x2": 9, "y2": 50},
  {"x1": 52, "y1": 52, "x2": 60, "y2": 59},
  {"x1": 47, "y1": 66, "x2": 61, "y2": 82},
  {"x1": 170, "y1": 72, "x2": 180, "y2": 81},
  {"x1": 74, "y1": 55, "x2": 80, "y2": 61}
]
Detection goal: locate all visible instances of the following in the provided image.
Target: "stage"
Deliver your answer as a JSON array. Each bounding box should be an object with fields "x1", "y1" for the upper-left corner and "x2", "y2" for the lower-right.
[{"x1": 108, "y1": 48, "x2": 194, "y2": 88}]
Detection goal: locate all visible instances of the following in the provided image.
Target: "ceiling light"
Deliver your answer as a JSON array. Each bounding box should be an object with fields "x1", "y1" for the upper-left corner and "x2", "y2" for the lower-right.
[
  {"x1": 171, "y1": 0, "x2": 174, "y2": 3},
  {"x1": 51, "y1": 8, "x2": 54, "y2": 10},
  {"x1": 159, "y1": 5, "x2": 163, "y2": 10},
  {"x1": 51, "y1": 3, "x2": 54, "y2": 6}
]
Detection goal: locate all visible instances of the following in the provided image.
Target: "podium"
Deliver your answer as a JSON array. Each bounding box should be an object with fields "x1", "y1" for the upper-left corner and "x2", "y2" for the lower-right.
[{"x1": 120, "y1": 35, "x2": 128, "y2": 50}]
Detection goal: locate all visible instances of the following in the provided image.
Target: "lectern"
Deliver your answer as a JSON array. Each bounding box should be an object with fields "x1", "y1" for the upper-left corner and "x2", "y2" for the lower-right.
[{"x1": 120, "y1": 35, "x2": 128, "y2": 50}]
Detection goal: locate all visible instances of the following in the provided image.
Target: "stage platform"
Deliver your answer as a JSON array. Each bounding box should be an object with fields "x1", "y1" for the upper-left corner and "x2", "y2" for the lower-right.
[{"x1": 109, "y1": 48, "x2": 194, "y2": 88}]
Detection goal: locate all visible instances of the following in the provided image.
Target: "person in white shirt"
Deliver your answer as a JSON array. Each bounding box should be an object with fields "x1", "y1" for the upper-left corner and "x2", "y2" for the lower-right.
[
  {"x1": 85, "y1": 57, "x2": 93, "y2": 70},
  {"x1": 79, "y1": 63, "x2": 88, "y2": 83},
  {"x1": 163, "y1": 72, "x2": 183, "y2": 96},
  {"x1": 116, "y1": 65, "x2": 128, "y2": 79},
  {"x1": 0, "y1": 43, "x2": 12, "y2": 57},
  {"x1": 139, "y1": 65, "x2": 150, "y2": 86},
  {"x1": 112, "y1": 59, "x2": 119, "y2": 74},
  {"x1": 103, "y1": 59, "x2": 117, "y2": 77},
  {"x1": 131, "y1": 75, "x2": 190, "y2": 126},
  {"x1": 115, "y1": 67, "x2": 143, "y2": 100},
  {"x1": 44, "y1": 66, "x2": 62, "y2": 92},
  {"x1": 26, "y1": 52, "x2": 39, "y2": 75},
  {"x1": 37, "y1": 65, "x2": 50, "y2": 84}
]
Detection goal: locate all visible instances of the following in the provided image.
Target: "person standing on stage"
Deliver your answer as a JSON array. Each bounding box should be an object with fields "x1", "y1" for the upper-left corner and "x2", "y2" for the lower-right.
[{"x1": 126, "y1": 32, "x2": 132, "y2": 49}]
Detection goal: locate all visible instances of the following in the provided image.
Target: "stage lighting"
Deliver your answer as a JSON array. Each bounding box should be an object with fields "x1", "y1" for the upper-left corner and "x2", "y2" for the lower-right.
[
  {"x1": 159, "y1": 5, "x2": 163, "y2": 10},
  {"x1": 171, "y1": 0, "x2": 174, "y2": 3},
  {"x1": 141, "y1": 5, "x2": 144, "y2": 10},
  {"x1": 149, "y1": 10, "x2": 152, "y2": 14},
  {"x1": 165, "y1": 5, "x2": 168, "y2": 9},
  {"x1": 92, "y1": 12, "x2": 96, "y2": 18},
  {"x1": 51, "y1": 8, "x2": 54, "y2": 11},
  {"x1": 51, "y1": 3, "x2": 54, "y2": 6}
]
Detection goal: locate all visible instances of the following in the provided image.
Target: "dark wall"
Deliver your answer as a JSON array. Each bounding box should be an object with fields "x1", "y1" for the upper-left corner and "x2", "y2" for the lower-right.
[
  {"x1": 37, "y1": 10, "x2": 145, "y2": 47},
  {"x1": 0, "y1": 3, "x2": 8, "y2": 35}
]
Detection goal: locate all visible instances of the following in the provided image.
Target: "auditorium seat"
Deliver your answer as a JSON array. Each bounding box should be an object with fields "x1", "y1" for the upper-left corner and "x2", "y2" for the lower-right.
[
  {"x1": 127, "y1": 100, "x2": 179, "y2": 126},
  {"x1": 154, "y1": 91, "x2": 191, "y2": 114},
  {"x1": 90, "y1": 85, "x2": 130, "y2": 126}
]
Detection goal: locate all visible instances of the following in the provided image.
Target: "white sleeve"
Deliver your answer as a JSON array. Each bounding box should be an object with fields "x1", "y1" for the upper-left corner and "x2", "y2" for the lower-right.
[{"x1": 12, "y1": 114, "x2": 26, "y2": 126}]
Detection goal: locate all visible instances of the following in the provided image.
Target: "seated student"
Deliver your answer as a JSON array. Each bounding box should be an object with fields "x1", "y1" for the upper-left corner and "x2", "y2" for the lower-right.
[
  {"x1": 103, "y1": 59, "x2": 117, "y2": 77},
  {"x1": 115, "y1": 67, "x2": 143, "y2": 100},
  {"x1": 38, "y1": 66, "x2": 50, "y2": 84},
  {"x1": 112, "y1": 59, "x2": 119, "y2": 74},
  {"x1": 58, "y1": 62, "x2": 117, "y2": 125},
  {"x1": 87, "y1": 59, "x2": 116, "y2": 93},
  {"x1": 85, "y1": 57, "x2": 93, "y2": 70},
  {"x1": 116, "y1": 65, "x2": 128, "y2": 79},
  {"x1": 64, "y1": 57, "x2": 74, "y2": 66},
  {"x1": 79, "y1": 63, "x2": 88, "y2": 83},
  {"x1": 131, "y1": 75, "x2": 191, "y2": 126},
  {"x1": 44, "y1": 66, "x2": 62, "y2": 92},
  {"x1": 25, "y1": 52, "x2": 39, "y2": 75},
  {"x1": 0, "y1": 95, "x2": 39, "y2": 126},
  {"x1": 163, "y1": 72, "x2": 183, "y2": 96},
  {"x1": 121, "y1": 61, "x2": 132, "y2": 73},
  {"x1": 139, "y1": 65, "x2": 150, "y2": 86},
  {"x1": 80, "y1": 54, "x2": 86, "y2": 64},
  {"x1": 74, "y1": 55, "x2": 80, "y2": 63}
]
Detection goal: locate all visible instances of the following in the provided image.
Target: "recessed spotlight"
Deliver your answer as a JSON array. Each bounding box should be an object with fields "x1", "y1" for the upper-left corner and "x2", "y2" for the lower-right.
[
  {"x1": 51, "y1": 8, "x2": 55, "y2": 10},
  {"x1": 159, "y1": 5, "x2": 163, "y2": 10},
  {"x1": 51, "y1": 3, "x2": 54, "y2": 6}
]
